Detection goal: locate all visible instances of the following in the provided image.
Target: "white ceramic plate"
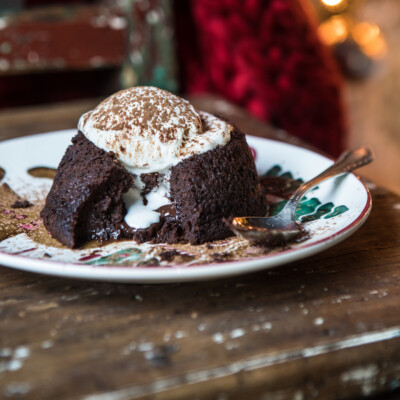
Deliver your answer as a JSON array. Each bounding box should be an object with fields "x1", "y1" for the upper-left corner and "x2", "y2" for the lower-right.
[{"x1": 0, "y1": 130, "x2": 371, "y2": 283}]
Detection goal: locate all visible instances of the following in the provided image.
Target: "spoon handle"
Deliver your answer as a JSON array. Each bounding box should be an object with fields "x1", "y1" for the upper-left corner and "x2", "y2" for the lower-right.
[{"x1": 286, "y1": 147, "x2": 374, "y2": 218}]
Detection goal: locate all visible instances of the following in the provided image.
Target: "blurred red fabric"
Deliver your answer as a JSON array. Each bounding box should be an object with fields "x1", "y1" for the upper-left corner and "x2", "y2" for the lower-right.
[{"x1": 175, "y1": 0, "x2": 346, "y2": 156}]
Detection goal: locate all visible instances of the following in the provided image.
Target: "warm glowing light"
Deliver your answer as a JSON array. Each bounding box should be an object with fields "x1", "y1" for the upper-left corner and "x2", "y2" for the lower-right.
[
  {"x1": 318, "y1": 16, "x2": 349, "y2": 46},
  {"x1": 352, "y1": 22, "x2": 387, "y2": 59},
  {"x1": 352, "y1": 22, "x2": 380, "y2": 46},
  {"x1": 363, "y1": 36, "x2": 387, "y2": 58},
  {"x1": 320, "y1": 0, "x2": 347, "y2": 12},
  {"x1": 321, "y1": 0, "x2": 344, "y2": 6}
]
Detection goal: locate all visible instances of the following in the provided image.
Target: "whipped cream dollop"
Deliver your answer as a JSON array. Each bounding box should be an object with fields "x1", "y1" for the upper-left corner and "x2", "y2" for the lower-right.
[
  {"x1": 78, "y1": 86, "x2": 233, "y2": 231},
  {"x1": 78, "y1": 86, "x2": 232, "y2": 174}
]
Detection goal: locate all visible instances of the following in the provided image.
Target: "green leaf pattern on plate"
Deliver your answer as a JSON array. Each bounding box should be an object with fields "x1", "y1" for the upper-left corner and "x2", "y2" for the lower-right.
[
  {"x1": 86, "y1": 248, "x2": 144, "y2": 266},
  {"x1": 265, "y1": 165, "x2": 349, "y2": 222}
]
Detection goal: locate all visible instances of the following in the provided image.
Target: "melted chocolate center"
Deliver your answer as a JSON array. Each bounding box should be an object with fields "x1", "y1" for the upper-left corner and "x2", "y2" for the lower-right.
[{"x1": 157, "y1": 204, "x2": 176, "y2": 218}]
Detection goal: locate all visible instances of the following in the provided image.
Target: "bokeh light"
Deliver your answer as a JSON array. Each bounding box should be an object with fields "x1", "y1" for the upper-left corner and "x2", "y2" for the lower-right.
[
  {"x1": 318, "y1": 16, "x2": 349, "y2": 46},
  {"x1": 320, "y1": 0, "x2": 348, "y2": 12},
  {"x1": 352, "y1": 22, "x2": 387, "y2": 58},
  {"x1": 321, "y1": 0, "x2": 345, "y2": 6}
]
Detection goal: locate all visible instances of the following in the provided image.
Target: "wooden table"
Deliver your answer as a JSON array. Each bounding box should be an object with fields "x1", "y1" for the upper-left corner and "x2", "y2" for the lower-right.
[{"x1": 1, "y1": 97, "x2": 400, "y2": 400}]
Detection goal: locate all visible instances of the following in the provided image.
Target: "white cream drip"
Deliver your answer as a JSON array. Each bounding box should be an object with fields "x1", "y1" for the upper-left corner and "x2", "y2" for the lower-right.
[{"x1": 122, "y1": 175, "x2": 171, "y2": 230}]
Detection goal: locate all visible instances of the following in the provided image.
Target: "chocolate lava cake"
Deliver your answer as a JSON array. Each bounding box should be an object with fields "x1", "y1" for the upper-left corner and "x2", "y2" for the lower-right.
[{"x1": 41, "y1": 87, "x2": 267, "y2": 248}]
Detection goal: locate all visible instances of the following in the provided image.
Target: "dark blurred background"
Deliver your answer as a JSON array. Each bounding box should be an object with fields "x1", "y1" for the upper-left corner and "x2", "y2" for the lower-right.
[{"x1": 0, "y1": 0, "x2": 398, "y2": 194}]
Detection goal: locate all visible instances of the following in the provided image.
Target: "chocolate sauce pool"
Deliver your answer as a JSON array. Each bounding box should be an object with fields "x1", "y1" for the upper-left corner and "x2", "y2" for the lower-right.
[
  {"x1": 28, "y1": 167, "x2": 57, "y2": 179},
  {"x1": 259, "y1": 176, "x2": 302, "y2": 199}
]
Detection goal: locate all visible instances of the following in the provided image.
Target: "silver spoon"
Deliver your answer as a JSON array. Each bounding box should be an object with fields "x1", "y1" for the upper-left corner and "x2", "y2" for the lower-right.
[{"x1": 225, "y1": 147, "x2": 374, "y2": 245}]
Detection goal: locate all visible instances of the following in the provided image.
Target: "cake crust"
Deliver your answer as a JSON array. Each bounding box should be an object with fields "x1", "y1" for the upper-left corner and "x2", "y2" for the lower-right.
[
  {"x1": 42, "y1": 124, "x2": 267, "y2": 248},
  {"x1": 139, "y1": 126, "x2": 267, "y2": 244},
  {"x1": 41, "y1": 132, "x2": 133, "y2": 248}
]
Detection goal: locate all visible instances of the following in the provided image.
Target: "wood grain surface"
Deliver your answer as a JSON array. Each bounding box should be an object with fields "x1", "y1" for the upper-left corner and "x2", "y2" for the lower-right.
[{"x1": 1, "y1": 97, "x2": 400, "y2": 400}]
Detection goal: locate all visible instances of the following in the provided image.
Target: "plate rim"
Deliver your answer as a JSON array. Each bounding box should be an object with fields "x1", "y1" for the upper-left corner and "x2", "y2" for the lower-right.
[{"x1": 0, "y1": 130, "x2": 372, "y2": 283}]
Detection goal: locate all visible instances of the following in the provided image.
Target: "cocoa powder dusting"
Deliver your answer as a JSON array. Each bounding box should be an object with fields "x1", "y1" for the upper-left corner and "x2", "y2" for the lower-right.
[
  {"x1": 89, "y1": 87, "x2": 202, "y2": 144},
  {"x1": 0, "y1": 182, "x2": 300, "y2": 266},
  {"x1": 0, "y1": 181, "x2": 282, "y2": 266},
  {"x1": 0, "y1": 184, "x2": 63, "y2": 248}
]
